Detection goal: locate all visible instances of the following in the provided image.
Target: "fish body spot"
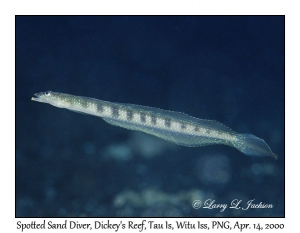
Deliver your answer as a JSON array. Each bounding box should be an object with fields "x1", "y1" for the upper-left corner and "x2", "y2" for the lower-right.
[
  {"x1": 97, "y1": 103, "x2": 104, "y2": 113},
  {"x1": 126, "y1": 109, "x2": 133, "y2": 121},
  {"x1": 140, "y1": 113, "x2": 146, "y2": 123},
  {"x1": 112, "y1": 106, "x2": 119, "y2": 118},
  {"x1": 181, "y1": 123, "x2": 186, "y2": 129},
  {"x1": 165, "y1": 118, "x2": 171, "y2": 128},
  {"x1": 151, "y1": 115, "x2": 157, "y2": 125}
]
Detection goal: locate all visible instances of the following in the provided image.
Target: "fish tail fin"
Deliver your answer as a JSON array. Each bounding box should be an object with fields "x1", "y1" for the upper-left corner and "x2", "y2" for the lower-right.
[{"x1": 233, "y1": 133, "x2": 277, "y2": 160}]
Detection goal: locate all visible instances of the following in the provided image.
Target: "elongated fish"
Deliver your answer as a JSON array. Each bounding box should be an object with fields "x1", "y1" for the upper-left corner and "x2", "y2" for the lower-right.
[{"x1": 31, "y1": 91, "x2": 277, "y2": 159}]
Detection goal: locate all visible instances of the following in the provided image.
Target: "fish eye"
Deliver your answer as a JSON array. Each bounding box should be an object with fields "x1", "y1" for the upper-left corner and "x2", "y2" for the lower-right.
[{"x1": 45, "y1": 91, "x2": 51, "y2": 96}]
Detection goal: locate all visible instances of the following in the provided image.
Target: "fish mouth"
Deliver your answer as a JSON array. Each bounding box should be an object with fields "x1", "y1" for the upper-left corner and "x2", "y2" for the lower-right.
[{"x1": 31, "y1": 93, "x2": 40, "y2": 101}]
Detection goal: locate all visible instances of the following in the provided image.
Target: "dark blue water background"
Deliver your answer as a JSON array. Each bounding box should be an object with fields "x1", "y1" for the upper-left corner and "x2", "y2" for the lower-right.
[{"x1": 16, "y1": 16, "x2": 284, "y2": 217}]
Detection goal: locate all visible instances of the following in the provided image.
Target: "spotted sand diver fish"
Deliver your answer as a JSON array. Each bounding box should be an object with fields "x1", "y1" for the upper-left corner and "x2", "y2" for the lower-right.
[{"x1": 31, "y1": 91, "x2": 277, "y2": 159}]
